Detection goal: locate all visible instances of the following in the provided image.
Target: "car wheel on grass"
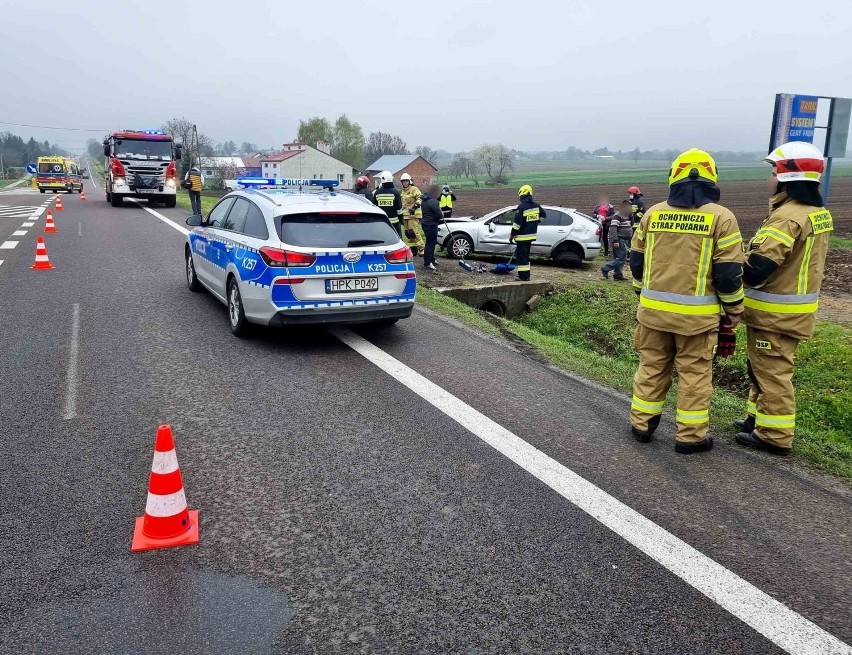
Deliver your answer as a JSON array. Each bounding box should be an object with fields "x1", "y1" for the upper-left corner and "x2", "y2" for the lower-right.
[
  {"x1": 446, "y1": 234, "x2": 473, "y2": 259},
  {"x1": 553, "y1": 243, "x2": 584, "y2": 268},
  {"x1": 185, "y1": 249, "x2": 202, "y2": 292},
  {"x1": 227, "y1": 278, "x2": 249, "y2": 337}
]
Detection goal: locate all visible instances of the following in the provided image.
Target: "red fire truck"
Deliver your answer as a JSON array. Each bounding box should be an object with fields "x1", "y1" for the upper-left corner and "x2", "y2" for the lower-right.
[{"x1": 102, "y1": 130, "x2": 182, "y2": 208}]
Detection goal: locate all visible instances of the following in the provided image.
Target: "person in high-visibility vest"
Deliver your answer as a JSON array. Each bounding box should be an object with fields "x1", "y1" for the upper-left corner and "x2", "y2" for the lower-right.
[
  {"x1": 439, "y1": 185, "x2": 457, "y2": 218},
  {"x1": 735, "y1": 141, "x2": 833, "y2": 456},
  {"x1": 629, "y1": 149, "x2": 745, "y2": 454},
  {"x1": 184, "y1": 166, "x2": 204, "y2": 215},
  {"x1": 400, "y1": 173, "x2": 424, "y2": 255}
]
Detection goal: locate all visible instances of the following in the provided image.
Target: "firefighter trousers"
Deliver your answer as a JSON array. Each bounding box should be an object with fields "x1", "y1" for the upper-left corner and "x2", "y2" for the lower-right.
[
  {"x1": 404, "y1": 217, "x2": 424, "y2": 253},
  {"x1": 631, "y1": 324, "x2": 716, "y2": 443},
  {"x1": 745, "y1": 326, "x2": 799, "y2": 449},
  {"x1": 515, "y1": 240, "x2": 532, "y2": 280}
]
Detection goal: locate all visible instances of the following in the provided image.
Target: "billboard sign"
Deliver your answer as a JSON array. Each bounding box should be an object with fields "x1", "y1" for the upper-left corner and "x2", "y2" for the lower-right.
[{"x1": 770, "y1": 94, "x2": 818, "y2": 149}]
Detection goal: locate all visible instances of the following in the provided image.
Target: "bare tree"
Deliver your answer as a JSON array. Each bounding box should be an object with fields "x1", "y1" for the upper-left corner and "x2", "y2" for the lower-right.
[
  {"x1": 414, "y1": 145, "x2": 437, "y2": 165},
  {"x1": 472, "y1": 144, "x2": 515, "y2": 185},
  {"x1": 365, "y1": 132, "x2": 409, "y2": 167},
  {"x1": 449, "y1": 151, "x2": 481, "y2": 186}
]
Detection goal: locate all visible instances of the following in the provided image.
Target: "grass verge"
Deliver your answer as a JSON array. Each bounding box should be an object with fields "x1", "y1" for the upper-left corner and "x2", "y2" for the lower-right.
[
  {"x1": 421, "y1": 278, "x2": 852, "y2": 479},
  {"x1": 175, "y1": 190, "x2": 220, "y2": 215},
  {"x1": 829, "y1": 235, "x2": 852, "y2": 249},
  {"x1": 416, "y1": 285, "x2": 500, "y2": 336},
  {"x1": 0, "y1": 178, "x2": 22, "y2": 188}
]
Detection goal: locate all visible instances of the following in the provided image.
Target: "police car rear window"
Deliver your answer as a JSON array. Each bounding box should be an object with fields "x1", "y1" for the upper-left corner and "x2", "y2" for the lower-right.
[{"x1": 276, "y1": 213, "x2": 398, "y2": 248}]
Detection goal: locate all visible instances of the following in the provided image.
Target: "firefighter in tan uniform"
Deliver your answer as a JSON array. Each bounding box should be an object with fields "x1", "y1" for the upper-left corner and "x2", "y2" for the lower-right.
[
  {"x1": 735, "y1": 141, "x2": 832, "y2": 455},
  {"x1": 399, "y1": 173, "x2": 425, "y2": 256},
  {"x1": 630, "y1": 149, "x2": 745, "y2": 454}
]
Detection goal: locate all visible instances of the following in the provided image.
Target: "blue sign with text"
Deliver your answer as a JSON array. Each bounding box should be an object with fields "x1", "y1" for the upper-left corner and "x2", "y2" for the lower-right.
[{"x1": 786, "y1": 95, "x2": 818, "y2": 142}]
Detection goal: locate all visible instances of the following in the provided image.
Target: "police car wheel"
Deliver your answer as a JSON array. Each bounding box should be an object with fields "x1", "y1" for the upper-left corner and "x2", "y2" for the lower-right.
[
  {"x1": 447, "y1": 234, "x2": 473, "y2": 259},
  {"x1": 227, "y1": 279, "x2": 249, "y2": 337},
  {"x1": 185, "y1": 249, "x2": 202, "y2": 292}
]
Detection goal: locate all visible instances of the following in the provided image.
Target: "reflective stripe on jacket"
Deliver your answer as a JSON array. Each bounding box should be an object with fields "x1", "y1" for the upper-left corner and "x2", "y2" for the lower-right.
[
  {"x1": 630, "y1": 201, "x2": 745, "y2": 335},
  {"x1": 512, "y1": 198, "x2": 544, "y2": 242},
  {"x1": 401, "y1": 185, "x2": 422, "y2": 219},
  {"x1": 743, "y1": 195, "x2": 831, "y2": 340},
  {"x1": 373, "y1": 183, "x2": 403, "y2": 223},
  {"x1": 187, "y1": 173, "x2": 203, "y2": 192}
]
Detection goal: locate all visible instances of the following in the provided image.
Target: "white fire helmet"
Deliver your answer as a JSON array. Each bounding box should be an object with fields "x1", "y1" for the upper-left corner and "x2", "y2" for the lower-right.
[{"x1": 765, "y1": 141, "x2": 825, "y2": 183}]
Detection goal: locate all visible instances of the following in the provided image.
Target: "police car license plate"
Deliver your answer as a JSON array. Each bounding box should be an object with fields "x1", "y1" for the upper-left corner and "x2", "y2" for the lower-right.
[{"x1": 326, "y1": 277, "x2": 379, "y2": 293}]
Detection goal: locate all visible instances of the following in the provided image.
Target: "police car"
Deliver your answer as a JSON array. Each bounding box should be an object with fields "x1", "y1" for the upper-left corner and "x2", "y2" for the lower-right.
[{"x1": 184, "y1": 178, "x2": 416, "y2": 336}]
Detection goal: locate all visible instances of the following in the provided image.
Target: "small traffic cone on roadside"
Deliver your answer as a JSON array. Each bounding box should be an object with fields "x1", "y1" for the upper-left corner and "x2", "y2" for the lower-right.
[
  {"x1": 55, "y1": 196, "x2": 64, "y2": 211},
  {"x1": 131, "y1": 425, "x2": 199, "y2": 552},
  {"x1": 80, "y1": 190, "x2": 86, "y2": 202},
  {"x1": 44, "y1": 212, "x2": 58, "y2": 233},
  {"x1": 30, "y1": 236, "x2": 55, "y2": 270}
]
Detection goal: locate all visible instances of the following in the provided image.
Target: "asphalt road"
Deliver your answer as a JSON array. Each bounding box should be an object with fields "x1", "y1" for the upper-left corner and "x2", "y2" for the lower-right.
[{"x1": 0, "y1": 177, "x2": 850, "y2": 654}]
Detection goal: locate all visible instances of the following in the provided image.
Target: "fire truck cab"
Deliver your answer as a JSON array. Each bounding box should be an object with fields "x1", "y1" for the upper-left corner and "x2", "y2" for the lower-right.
[{"x1": 103, "y1": 130, "x2": 182, "y2": 208}]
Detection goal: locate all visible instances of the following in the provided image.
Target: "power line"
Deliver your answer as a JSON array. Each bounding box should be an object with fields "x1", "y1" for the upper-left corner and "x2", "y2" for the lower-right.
[{"x1": 0, "y1": 120, "x2": 108, "y2": 132}]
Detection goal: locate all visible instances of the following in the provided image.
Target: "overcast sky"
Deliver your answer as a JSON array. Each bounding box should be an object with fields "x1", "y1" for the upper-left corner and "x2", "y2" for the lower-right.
[{"x1": 1, "y1": 0, "x2": 850, "y2": 155}]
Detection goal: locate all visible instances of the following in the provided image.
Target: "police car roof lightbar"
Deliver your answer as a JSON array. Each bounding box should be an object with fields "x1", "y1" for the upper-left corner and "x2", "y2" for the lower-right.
[{"x1": 236, "y1": 177, "x2": 340, "y2": 190}]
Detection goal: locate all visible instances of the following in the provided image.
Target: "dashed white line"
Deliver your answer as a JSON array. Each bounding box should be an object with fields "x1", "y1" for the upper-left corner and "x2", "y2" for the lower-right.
[
  {"x1": 129, "y1": 199, "x2": 189, "y2": 235},
  {"x1": 63, "y1": 303, "x2": 81, "y2": 420},
  {"x1": 0, "y1": 241, "x2": 18, "y2": 249},
  {"x1": 0, "y1": 260, "x2": 4, "y2": 267},
  {"x1": 12, "y1": 230, "x2": 27, "y2": 236},
  {"x1": 22, "y1": 222, "x2": 35, "y2": 228},
  {"x1": 331, "y1": 327, "x2": 852, "y2": 655},
  {"x1": 78, "y1": 222, "x2": 82, "y2": 237}
]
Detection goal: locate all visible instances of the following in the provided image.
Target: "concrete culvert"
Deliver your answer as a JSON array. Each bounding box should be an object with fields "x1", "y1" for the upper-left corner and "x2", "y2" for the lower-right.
[{"x1": 480, "y1": 299, "x2": 507, "y2": 317}]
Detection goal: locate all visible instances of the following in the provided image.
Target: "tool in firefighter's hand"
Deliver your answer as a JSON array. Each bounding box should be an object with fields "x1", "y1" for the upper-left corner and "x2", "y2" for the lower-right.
[
  {"x1": 716, "y1": 316, "x2": 737, "y2": 358},
  {"x1": 405, "y1": 228, "x2": 417, "y2": 240}
]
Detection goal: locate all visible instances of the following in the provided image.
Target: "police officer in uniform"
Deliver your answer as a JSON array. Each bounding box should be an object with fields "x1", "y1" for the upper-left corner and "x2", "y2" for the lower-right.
[
  {"x1": 372, "y1": 171, "x2": 403, "y2": 237},
  {"x1": 400, "y1": 173, "x2": 424, "y2": 255},
  {"x1": 511, "y1": 184, "x2": 544, "y2": 281},
  {"x1": 630, "y1": 149, "x2": 745, "y2": 453},
  {"x1": 735, "y1": 141, "x2": 833, "y2": 455}
]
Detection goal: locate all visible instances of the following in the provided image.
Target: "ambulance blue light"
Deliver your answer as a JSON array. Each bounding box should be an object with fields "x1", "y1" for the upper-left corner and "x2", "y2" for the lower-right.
[{"x1": 142, "y1": 130, "x2": 164, "y2": 135}]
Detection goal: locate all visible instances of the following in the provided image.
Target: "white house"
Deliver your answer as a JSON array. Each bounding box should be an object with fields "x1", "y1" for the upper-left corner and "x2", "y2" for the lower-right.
[
  {"x1": 260, "y1": 142, "x2": 355, "y2": 188},
  {"x1": 197, "y1": 156, "x2": 246, "y2": 179}
]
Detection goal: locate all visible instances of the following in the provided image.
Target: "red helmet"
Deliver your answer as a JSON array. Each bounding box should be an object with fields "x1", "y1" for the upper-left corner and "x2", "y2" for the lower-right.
[
  {"x1": 627, "y1": 186, "x2": 641, "y2": 195},
  {"x1": 355, "y1": 175, "x2": 370, "y2": 188}
]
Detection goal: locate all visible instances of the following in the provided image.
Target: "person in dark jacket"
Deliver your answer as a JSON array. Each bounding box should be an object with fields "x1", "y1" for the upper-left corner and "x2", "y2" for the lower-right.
[
  {"x1": 353, "y1": 175, "x2": 372, "y2": 199},
  {"x1": 592, "y1": 194, "x2": 616, "y2": 256},
  {"x1": 420, "y1": 185, "x2": 444, "y2": 270},
  {"x1": 627, "y1": 185, "x2": 646, "y2": 231},
  {"x1": 601, "y1": 200, "x2": 633, "y2": 280},
  {"x1": 511, "y1": 184, "x2": 545, "y2": 281},
  {"x1": 371, "y1": 170, "x2": 403, "y2": 237}
]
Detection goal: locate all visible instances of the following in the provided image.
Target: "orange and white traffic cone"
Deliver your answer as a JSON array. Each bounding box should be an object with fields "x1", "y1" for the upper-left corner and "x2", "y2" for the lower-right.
[
  {"x1": 131, "y1": 425, "x2": 199, "y2": 552},
  {"x1": 30, "y1": 236, "x2": 55, "y2": 270},
  {"x1": 55, "y1": 196, "x2": 64, "y2": 211},
  {"x1": 80, "y1": 190, "x2": 86, "y2": 202},
  {"x1": 44, "y1": 211, "x2": 58, "y2": 233}
]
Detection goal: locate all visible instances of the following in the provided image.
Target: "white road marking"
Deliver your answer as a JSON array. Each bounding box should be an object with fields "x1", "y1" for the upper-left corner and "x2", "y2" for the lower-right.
[
  {"x1": 0, "y1": 260, "x2": 3, "y2": 267},
  {"x1": 331, "y1": 328, "x2": 852, "y2": 655},
  {"x1": 63, "y1": 304, "x2": 81, "y2": 420},
  {"x1": 128, "y1": 199, "x2": 189, "y2": 235},
  {"x1": 22, "y1": 222, "x2": 35, "y2": 228},
  {"x1": 31, "y1": 208, "x2": 45, "y2": 217},
  {"x1": 0, "y1": 241, "x2": 18, "y2": 249},
  {"x1": 12, "y1": 230, "x2": 27, "y2": 236},
  {"x1": 78, "y1": 222, "x2": 82, "y2": 237}
]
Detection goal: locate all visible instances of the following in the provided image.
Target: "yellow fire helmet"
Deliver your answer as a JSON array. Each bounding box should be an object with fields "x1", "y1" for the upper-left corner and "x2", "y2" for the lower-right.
[
  {"x1": 518, "y1": 184, "x2": 533, "y2": 197},
  {"x1": 668, "y1": 148, "x2": 718, "y2": 186}
]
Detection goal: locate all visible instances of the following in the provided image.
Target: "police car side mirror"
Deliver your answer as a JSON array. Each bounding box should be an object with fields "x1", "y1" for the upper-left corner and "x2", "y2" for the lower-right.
[
  {"x1": 488, "y1": 223, "x2": 495, "y2": 233},
  {"x1": 186, "y1": 214, "x2": 203, "y2": 227}
]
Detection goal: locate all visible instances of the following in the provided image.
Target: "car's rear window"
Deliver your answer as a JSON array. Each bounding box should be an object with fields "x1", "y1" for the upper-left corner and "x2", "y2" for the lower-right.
[{"x1": 276, "y1": 212, "x2": 399, "y2": 248}]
